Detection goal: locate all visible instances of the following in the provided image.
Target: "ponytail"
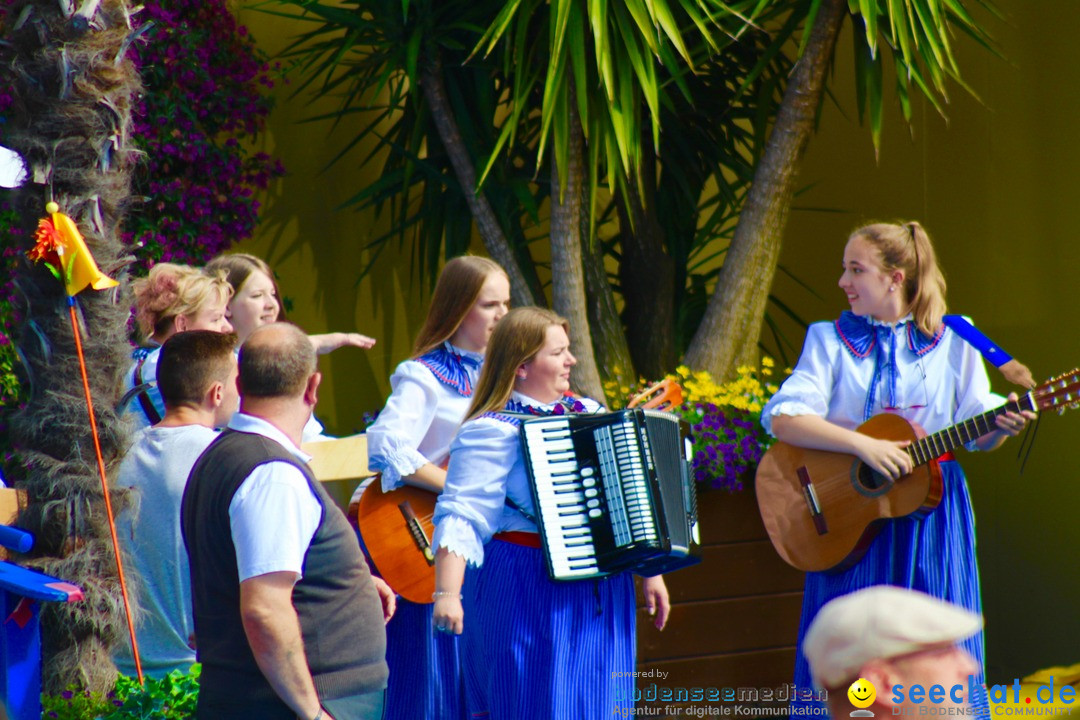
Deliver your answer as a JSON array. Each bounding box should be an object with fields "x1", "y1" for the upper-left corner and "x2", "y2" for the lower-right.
[{"x1": 905, "y1": 221, "x2": 947, "y2": 337}]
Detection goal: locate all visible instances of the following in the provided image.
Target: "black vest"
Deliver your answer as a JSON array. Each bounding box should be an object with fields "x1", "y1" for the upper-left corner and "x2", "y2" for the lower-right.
[{"x1": 181, "y1": 429, "x2": 388, "y2": 717}]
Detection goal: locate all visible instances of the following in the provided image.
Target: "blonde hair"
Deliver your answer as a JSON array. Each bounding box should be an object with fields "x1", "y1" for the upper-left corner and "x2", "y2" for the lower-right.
[
  {"x1": 464, "y1": 306, "x2": 568, "y2": 422},
  {"x1": 850, "y1": 221, "x2": 947, "y2": 337},
  {"x1": 413, "y1": 256, "x2": 508, "y2": 358},
  {"x1": 132, "y1": 263, "x2": 233, "y2": 341},
  {"x1": 205, "y1": 253, "x2": 287, "y2": 321}
]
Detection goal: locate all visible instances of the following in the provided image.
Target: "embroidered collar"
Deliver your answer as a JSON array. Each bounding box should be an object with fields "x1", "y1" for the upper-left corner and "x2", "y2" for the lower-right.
[
  {"x1": 416, "y1": 342, "x2": 483, "y2": 397},
  {"x1": 506, "y1": 391, "x2": 587, "y2": 416},
  {"x1": 482, "y1": 392, "x2": 588, "y2": 427},
  {"x1": 833, "y1": 311, "x2": 946, "y2": 421},
  {"x1": 834, "y1": 311, "x2": 944, "y2": 359}
]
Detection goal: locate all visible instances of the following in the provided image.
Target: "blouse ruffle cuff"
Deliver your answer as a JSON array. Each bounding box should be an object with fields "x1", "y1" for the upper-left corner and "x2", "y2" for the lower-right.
[
  {"x1": 432, "y1": 515, "x2": 485, "y2": 567},
  {"x1": 761, "y1": 399, "x2": 823, "y2": 436},
  {"x1": 369, "y1": 446, "x2": 429, "y2": 492}
]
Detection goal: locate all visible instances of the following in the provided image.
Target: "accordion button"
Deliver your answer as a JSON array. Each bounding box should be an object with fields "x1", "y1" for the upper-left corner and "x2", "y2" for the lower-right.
[{"x1": 589, "y1": 509, "x2": 603, "y2": 518}]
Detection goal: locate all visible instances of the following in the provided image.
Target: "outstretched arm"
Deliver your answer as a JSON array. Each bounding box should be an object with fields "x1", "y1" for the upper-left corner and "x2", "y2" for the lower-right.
[{"x1": 309, "y1": 332, "x2": 376, "y2": 354}]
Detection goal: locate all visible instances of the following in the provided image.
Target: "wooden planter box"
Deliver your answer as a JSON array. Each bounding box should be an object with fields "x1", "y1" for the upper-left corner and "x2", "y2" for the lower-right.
[{"x1": 636, "y1": 483, "x2": 805, "y2": 694}]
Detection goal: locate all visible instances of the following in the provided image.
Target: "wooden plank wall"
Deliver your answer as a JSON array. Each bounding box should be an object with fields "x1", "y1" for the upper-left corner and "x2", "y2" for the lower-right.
[{"x1": 634, "y1": 486, "x2": 806, "y2": 713}]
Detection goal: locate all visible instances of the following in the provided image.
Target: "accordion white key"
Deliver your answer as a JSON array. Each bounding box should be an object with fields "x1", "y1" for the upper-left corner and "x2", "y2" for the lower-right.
[{"x1": 520, "y1": 408, "x2": 702, "y2": 581}]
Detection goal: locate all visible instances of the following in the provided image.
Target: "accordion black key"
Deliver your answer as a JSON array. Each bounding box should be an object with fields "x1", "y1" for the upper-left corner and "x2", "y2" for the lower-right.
[{"x1": 520, "y1": 408, "x2": 702, "y2": 582}]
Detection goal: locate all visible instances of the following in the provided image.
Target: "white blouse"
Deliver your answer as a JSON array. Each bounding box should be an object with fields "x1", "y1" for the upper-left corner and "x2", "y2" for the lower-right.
[
  {"x1": 432, "y1": 391, "x2": 603, "y2": 567},
  {"x1": 761, "y1": 315, "x2": 1004, "y2": 445},
  {"x1": 365, "y1": 342, "x2": 483, "y2": 492}
]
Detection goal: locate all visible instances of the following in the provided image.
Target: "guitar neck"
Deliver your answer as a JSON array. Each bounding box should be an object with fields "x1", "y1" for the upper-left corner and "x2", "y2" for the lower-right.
[{"x1": 906, "y1": 391, "x2": 1035, "y2": 466}]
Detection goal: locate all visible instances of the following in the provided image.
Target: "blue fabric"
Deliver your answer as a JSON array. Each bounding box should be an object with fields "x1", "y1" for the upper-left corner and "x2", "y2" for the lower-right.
[
  {"x1": 792, "y1": 460, "x2": 989, "y2": 713},
  {"x1": 383, "y1": 599, "x2": 466, "y2": 720},
  {"x1": 416, "y1": 345, "x2": 481, "y2": 397},
  {"x1": 129, "y1": 345, "x2": 165, "y2": 425},
  {"x1": 942, "y1": 315, "x2": 1013, "y2": 367},
  {"x1": 461, "y1": 540, "x2": 637, "y2": 720}
]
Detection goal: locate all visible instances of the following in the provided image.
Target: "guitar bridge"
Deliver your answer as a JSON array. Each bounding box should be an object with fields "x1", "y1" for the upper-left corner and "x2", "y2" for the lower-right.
[
  {"x1": 398, "y1": 500, "x2": 435, "y2": 565},
  {"x1": 797, "y1": 466, "x2": 828, "y2": 536}
]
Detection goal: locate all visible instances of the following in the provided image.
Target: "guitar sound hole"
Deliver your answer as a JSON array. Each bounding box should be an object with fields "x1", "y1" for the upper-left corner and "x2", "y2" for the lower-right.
[{"x1": 851, "y1": 461, "x2": 893, "y2": 497}]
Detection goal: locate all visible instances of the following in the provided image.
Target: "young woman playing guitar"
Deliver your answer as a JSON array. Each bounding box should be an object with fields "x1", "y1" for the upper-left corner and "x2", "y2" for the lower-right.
[
  {"x1": 355, "y1": 255, "x2": 509, "y2": 720},
  {"x1": 761, "y1": 222, "x2": 1035, "y2": 713}
]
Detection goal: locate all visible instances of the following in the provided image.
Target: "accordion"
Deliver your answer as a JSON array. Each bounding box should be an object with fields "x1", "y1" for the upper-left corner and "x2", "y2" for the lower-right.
[{"x1": 520, "y1": 408, "x2": 702, "y2": 581}]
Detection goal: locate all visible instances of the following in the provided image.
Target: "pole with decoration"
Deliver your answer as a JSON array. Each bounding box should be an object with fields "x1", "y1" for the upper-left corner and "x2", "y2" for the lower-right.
[{"x1": 28, "y1": 201, "x2": 144, "y2": 684}]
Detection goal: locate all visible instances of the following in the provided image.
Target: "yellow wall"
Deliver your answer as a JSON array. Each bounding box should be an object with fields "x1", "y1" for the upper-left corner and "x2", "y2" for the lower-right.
[
  {"x1": 236, "y1": 6, "x2": 437, "y2": 436},
  {"x1": 238, "y1": 1, "x2": 1076, "y2": 681}
]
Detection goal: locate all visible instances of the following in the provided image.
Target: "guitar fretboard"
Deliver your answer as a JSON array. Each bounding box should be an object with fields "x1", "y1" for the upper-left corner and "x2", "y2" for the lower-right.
[{"x1": 906, "y1": 392, "x2": 1035, "y2": 465}]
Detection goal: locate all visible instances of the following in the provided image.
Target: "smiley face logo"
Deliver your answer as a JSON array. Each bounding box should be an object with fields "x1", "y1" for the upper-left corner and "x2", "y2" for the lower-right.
[{"x1": 848, "y1": 678, "x2": 876, "y2": 708}]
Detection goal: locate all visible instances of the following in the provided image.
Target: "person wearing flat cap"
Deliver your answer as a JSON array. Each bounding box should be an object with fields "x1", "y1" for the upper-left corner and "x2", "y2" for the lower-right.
[{"x1": 804, "y1": 586, "x2": 983, "y2": 719}]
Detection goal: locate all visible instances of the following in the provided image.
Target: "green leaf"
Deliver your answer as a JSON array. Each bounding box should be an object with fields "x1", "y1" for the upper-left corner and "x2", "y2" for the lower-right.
[{"x1": 856, "y1": 0, "x2": 879, "y2": 58}]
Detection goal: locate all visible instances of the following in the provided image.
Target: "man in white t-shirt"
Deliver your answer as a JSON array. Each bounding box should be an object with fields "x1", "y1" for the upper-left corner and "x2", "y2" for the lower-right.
[
  {"x1": 182, "y1": 323, "x2": 394, "y2": 720},
  {"x1": 114, "y1": 330, "x2": 239, "y2": 678}
]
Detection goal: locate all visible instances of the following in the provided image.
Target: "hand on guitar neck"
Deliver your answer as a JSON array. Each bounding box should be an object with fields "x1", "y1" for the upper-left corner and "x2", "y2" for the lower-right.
[{"x1": 979, "y1": 391, "x2": 1038, "y2": 449}]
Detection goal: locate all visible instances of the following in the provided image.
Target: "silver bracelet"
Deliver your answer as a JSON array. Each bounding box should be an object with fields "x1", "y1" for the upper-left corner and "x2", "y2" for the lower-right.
[
  {"x1": 432, "y1": 591, "x2": 463, "y2": 600},
  {"x1": 312, "y1": 708, "x2": 323, "y2": 720}
]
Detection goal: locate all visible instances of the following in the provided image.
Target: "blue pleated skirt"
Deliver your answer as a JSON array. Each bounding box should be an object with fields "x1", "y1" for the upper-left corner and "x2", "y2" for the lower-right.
[
  {"x1": 793, "y1": 460, "x2": 989, "y2": 713},
  {"x1": 383, "y1": 598, "x2": 466, "y2": 719},
  {"x1": 461, "y1": 539, "x2": 637, "y2": 720}
]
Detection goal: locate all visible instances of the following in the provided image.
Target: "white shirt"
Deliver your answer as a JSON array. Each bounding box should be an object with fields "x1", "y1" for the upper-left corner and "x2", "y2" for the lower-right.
[
  {"x1": 227, "y1": 413, "x2": 322, "y2": 582},
  {"x1": 432, "y1": 392, "x2": 603, "y2": 566},
  {"x1": 114, "y1": 424, "x2": 218, "y2": 676},
  {"x1": 761, "y1": 316, "x2": 1003, "y2": 445},
  {"x1": 364, "y1": 342, "x2": 483, "y2": 494}
]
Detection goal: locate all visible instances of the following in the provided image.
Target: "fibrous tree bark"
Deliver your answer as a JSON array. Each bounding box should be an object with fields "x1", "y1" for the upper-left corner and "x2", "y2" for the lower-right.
[
  {"x1": 550, "y1": 100, "x2": 604, "y2": 401},
  {"x1": 2, "y1": 0, "x2": 140, "y2": 692}
]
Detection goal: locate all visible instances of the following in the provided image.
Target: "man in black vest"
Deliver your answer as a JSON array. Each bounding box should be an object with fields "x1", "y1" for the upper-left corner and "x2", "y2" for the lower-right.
[{"x1": 182, "y1": 322, "x2": 393, "y2": 720}]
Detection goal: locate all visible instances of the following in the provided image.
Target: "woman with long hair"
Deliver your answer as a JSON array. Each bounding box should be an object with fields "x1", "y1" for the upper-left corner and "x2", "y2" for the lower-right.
[
  {"x1": 357, "y1": 255, "x2": 509, "y2": 719},
  {"x1": 431, "y1": 306, "x2": 670, "y2": 719},
  {"x1": 760, "y1": 221, "x2": 1034, "y2": 712},
  {"x1": 124, "y1": 263, "x2": 233, "y2": 429}
]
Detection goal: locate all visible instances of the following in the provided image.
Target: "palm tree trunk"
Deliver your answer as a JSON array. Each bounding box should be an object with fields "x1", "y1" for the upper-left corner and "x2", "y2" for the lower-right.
[
  {"x1": 582, "y1": 229, "x2": 635, "y2": 396},
  {"x1": 421, "y1": 54, "x2": 540, "y2": 308},
  {"x1": 3, "y1": 0, "x2": 140, "y2": 692},
  {"x1": 683, "y1": 0, "x2": 848, "y2": 378},
  {"x1": 616, "y1": 135, "x2": 677, "y2": 379},
  {"x1": 550, "y1": 99, "x2": 604, "y2": 402}
]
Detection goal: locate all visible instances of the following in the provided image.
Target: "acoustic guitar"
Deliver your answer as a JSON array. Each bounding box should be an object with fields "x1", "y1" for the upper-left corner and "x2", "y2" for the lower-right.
[
  {"x1": 356, "y1": 380, "x2": 686, "y2": 603},
  {"x1": 356, "y1": 481, "x2": 440, "y2": 604},
  {"x1": 755, "y1": 369, "x2": 1080, "y2": 573}
]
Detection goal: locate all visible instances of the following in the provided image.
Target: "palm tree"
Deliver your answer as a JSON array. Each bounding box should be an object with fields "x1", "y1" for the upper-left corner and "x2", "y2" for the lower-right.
[
  {"x1": 683, "y1": 0, "x2": 998, "y2": 377},
  {"x1": 1, "y1": 0, "x2": 140, "y2": 692},
  {"x1": 265, "y1": 0, "x2": 996, "y2": 387}
]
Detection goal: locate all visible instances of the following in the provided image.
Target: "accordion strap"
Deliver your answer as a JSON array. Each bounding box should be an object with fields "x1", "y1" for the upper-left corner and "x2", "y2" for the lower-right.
[{"x1": 504, "y1": 495, "x2": 537, "y2": 526}]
